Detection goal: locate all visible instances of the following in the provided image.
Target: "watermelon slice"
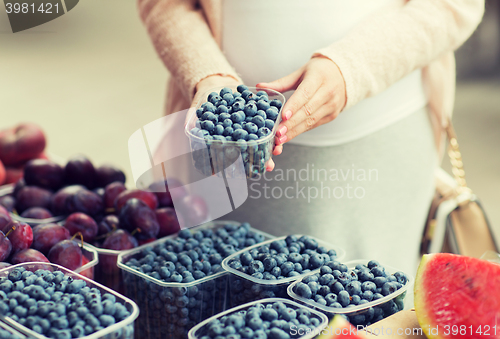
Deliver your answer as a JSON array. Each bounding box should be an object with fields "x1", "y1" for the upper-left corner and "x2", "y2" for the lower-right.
[
  {"x1": 414, "y1": 253, "x2": 500, "y2": 339},
  {"x1": 317, "y1": 316, "x2": 369, "y2": 339}
]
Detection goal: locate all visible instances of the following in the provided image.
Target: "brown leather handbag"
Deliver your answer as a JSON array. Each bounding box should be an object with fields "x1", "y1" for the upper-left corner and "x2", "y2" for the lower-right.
[{"x1": 421, "y1": 118, "x2": 498, "y2": 258}]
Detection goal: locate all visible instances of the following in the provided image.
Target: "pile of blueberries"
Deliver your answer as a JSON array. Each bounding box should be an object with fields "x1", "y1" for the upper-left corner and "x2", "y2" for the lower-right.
[
  {"x1": 195, "y1": 300, "x2": 324, "y2": 339},
  {"x1": 292, "y1": 260, "x2": 408, "y2": 326},
  {"x1": 0, "y1": 267, "x2": 133, "y2": 339},
  {"x1": 121, "y1": 223, "x2": 271, "y2": 339},
  {"x1": 225, "y1": 235, "x2": 338, "y2": 307},
  {"x1": 189, "y1": 85, "x2": 283, "y2": 177}
]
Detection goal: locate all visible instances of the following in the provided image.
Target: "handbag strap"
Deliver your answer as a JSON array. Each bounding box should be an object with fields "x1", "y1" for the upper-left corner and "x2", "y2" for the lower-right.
[{"x1": 444, "y1": 116, "x2": 471, "y2": 197}]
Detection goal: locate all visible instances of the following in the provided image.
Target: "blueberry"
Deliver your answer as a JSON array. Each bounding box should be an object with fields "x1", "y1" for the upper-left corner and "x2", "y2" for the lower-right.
[
  {"x1": 373, "y1": 276, "x2": 387, "y2": 288},
  {"x1": 309, "y1": 254, "x2": 325, "y2": 268},
  {"x1": 213, "y1": 124, "x2": 224, "y2": 135},
  {"x1": 247, "y1": 317, "x2": 263, "y2": 331},
  {"x1": 251, "y1": 115, "x2": 266, "y2": 129},
  {"x1": 394, "y1": 271, "x2": 408, "y2": 285},
  {"x1": 346, "y1": 281, "x2": 362, "y2": 296},
  {"x1": 372, "y1": 293, "x2": 384, "y2": 301},
  {"x1": 256, "y1": 100, "x2": 270, "y2": 111},
  {"x1": 247, "y1": 134, "x2": 258, "y2": 141},
  {"x1": 362, "y1": 290, "x2": 374, "y2": 301},
  {"x1": 201, "y1": 120, "x2": 215, "y2": 134},
  {"x1": 266, "y1": 107, "x2": 279, "y2": 120},
  {"x1": 338, "y1": 290, "x2": 351, "y2": 307},
  {"x1": 244, "y1": 122, "x2": 258, "y2": 135},
  {"x1": 381, "y1": 282, "x2": 399, "y2": 296},
  {"x1": 361, "y1": 281, "x2": 377, "y2": 292},
  {"x1": 281, "y1": 308, "x2": 297, "y2": 321},
  {"x1": 241, "y1": 90, "x2": 254, "y2": 101},
  {"x1": 280, "y1": 262, "x2": 294, "y2": 276},
  {"x1": 331, "y1": 281, "x2": 344, "y2": 294},
  {"x1": 244, "y1": 103, "x2": 257, "y2": 117},
  {"x1": 261, "y1": 308, "x2": 278, "y2": 321},
  {"x1": 371, "y1": 266, "x2": 386, "y2": 277},
  {"x1": 270, "y1": 99, "x2": 282, "y2": 109},
  {"x1": 233, "y1": 128, "x2": 248, "y2": 141},
  {"x1": 237, "y1": 85, "x2": 248, "y2": 93},
  {"x1": 231, "y1": 112, "x2": 245, "y2": 124},
  {"x1": 295, "y1": 282, "x2": 312, "y2": 299},
  {"x1": 263, "y1": 257, "x2": 277, "y2": 271}
]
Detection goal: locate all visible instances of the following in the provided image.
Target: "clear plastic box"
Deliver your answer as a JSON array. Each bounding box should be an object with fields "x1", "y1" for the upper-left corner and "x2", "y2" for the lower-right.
[
  {"x1": 188, "y1": 298, "x2": 329, "y2": 339},
  {"x1": 221, "y1": 235, "x2": 346, "y2": 308},
  {"x1": 91, "y1": 246, "x2": 129, "y2": 295},
  {"x1": 185, "y1": 86, "x2": 286, "y2": 178},
  {"x1": 0, "y1": 320, "x2": 27, "y2": 339},
  {"x1": 0, "y1": 184, "x2": 65, "y2": 227},
  {"x1": 117, "y1": 221, "x2": 275, "y2": 339},
  {"x1": 287, "y1": 259, "x2": 413, "y2": 327},
  {"x1": 74, "y1": 243, "x2": 99, "y2": 281},
  {"x1": 0, "y1": 263, "x2": 139, "y2": 339}
]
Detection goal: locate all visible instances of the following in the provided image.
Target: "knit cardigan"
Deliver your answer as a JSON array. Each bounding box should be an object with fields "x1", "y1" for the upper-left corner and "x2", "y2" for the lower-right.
[{"x1": 137, "y1": 0, "x2": 484, "y2": 151}]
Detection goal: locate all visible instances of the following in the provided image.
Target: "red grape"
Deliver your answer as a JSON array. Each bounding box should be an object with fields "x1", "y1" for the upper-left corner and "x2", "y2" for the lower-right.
[
  {"x1": 155, "y1": 207, "x2": 182, "y2": 237},
  {"x1": 23, "y1": 159, "x2": 64, "y2": 190},
  {"x1": 32, "y1": 223, "x2": 70, "y2": 254},
  {"x1": 15, "y1": 186, "x2": 52, "y2": 213},
  {"x1": 47, "y1": 239, "x2": 83, "y2": 271},
  {"x1": 64, "y1": 155, "x2": 96, "y2": 189},
  {"x1": 119, "y1": 198, "x2": 159, "y2": 238},
  {"x1": 103, "y1": 182, "x2": 126, "y2": 209},
  {"x1": 114, "y1": 189, "x2": 158, "y2": 211},
  {"x1": 64, "y1": 212, "x2": 98, "y2": 242},
  {"x1": 20, "y1": 207, "x2": 53, "y2": 219}
]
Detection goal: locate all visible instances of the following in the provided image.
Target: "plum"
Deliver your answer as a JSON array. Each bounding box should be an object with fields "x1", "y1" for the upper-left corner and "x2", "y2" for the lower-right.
[
  {"x1": 0, "y1": 159, "x2": 4, "y2": 185},
  {"x1": 95, "y1": 164, "x2": 126, "y2": 187},
  {"x1": 50, "y1": 185, "x2": 85, "y2": 215},
  {"x1": 93, "y1": 187, "x2": 105, "y2": 198},
  {"x1": 0, "y1": 123, "x2": 46, "y2": 166},
  {"x1": 138, "y1": 238, "x2": 156, "y2": 246},
  {"x1": 64, "y1": 212, "x2": 98, "y2": 242},
  {"x1": 114, "y1": 189, "x2": 158, "y2": 211},
  {"x1": 0, "y1": 206, "x2": 12, "y2": 231},
  {"x1": 101, "y1": 229, "x2": 137, "y2": 273},
  {"x1": 2, "y1": 221, "x2": 32, "y2": 254},
  {"x1": 177, "y1": 195, "x2": 208, "y2": 227},
  {"x1": 119, "y1": 198, "x2": 159, "y2": 238},
  {"x1": 11, "y1": 248, "x2": 49, "y2": 264},
  {"x1": 32, "y1": 223, "x2": 70, "y2": 254},
  {"x1": 48, "y1": 240, "x2": 83, "y2": 271},
  {"x1": 103, "y1": 182, "x2": 126, "y2": 209},
  {"x1": 20, "y1": 207, "x2": 53, "y2": 219},
  {"x1": 148, "y1": 178, "x2": 188, "y2": 207},
  {"x1": 66, "y1": 189, "x2": 104, "y2": 216},
  {"x1": 23, "y1": 159, "x2": 64, "y2": 190},
  {"x1": 0, "y1": 195, "x2": 15, "y2": 212},
  {"x1": 13, "y1": 178, "x2": 26, "y2": 196},
  {"x1": 15, "y1": 186, "x2": 52, "y2": 213},
  {"x1": 4, "y1": 166, "x2": 24, "y2": 185},
  {"x1": 0, "y1": 231, "x2": 12, "y2": 262},
  {"x1": 64, "y1": 155, "x2": 97, "y2": 189},
  {"x1": 98, "y1": 215, "x2": 119, "y2": 236},
  {"x1": 155, "y1": 207, "x2": 182, "y2": 237}
]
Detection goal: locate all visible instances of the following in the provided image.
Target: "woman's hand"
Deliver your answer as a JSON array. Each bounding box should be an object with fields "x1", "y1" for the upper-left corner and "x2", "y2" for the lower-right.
[{"x1": 257, "y1": 56, "x2": 347, "y2": 164}]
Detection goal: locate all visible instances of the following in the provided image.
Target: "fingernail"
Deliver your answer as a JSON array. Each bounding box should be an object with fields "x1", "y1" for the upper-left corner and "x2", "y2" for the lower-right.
[
  {"x1": 284, "y1": 110, "x2": 292, "y2": 120},
  {"x1": 278, "y1": 135, "x2": 287, "y2": 144},
  {"x1": 277, "y1": 125, "x2": 287, "y2": 137}
]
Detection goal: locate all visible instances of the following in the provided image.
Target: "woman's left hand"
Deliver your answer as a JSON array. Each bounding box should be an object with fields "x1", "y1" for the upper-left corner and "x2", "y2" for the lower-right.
[{"x1": 257, "y1": 56, "x2": 347, "y2": 170}]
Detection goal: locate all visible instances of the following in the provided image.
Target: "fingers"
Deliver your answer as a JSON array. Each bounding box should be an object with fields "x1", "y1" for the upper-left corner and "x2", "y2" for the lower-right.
[
  {"x1": 266, "y1": 158, "x2": 275, "y2": 172},
  {"x1": 256, "y1": 68, "x2": 304, "y2": 93},
  {"x1": 284, "y1": 105, "x2": 338, "y2": 143},
  {"x1": 273, "y1": 143, "x2": 283, "y2": 156}
]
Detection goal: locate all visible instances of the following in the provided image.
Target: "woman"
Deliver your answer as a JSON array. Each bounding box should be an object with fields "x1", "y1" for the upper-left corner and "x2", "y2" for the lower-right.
[{"x1": 138, "y1": 0, "x2": 484, "y2": 274}]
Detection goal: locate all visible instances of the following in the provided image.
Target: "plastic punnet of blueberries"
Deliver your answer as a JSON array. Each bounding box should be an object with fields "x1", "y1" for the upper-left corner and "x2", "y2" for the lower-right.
[
  {"x1": 223, "y1": 235, "x2": 340, "y2": 308},
  {"x1": 118, "y1": 222, "x2": 273, "y2": 339},
  {"x1": 187, "y1": 85, "x2": 284, "y2": 178},
  {"x1": 289, "y1": 260, "x2": 410, "y2": 327},
  {"x1": 0, "y1": 266, "x2": 134, "y2": 339},
  {"x1": 190, "y1": 299, "x2": 328, "y2": 339}
]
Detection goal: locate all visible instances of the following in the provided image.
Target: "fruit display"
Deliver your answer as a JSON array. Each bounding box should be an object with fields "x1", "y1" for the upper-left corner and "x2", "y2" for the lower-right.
[
  {"x1": 117, "y1": 221, "x2": 275, "y2": 339},
  {"x1": 0, "y1": 263, "x2": 139, "y2": 339},
  {"x1": 316, "y1": 315, "x2": 369, "y2": 339},
  {"x1": 0, "y1": 123, "x2": 47, "y2": 186},
  {"x1": 414, "y1": 253, "x2": 500, "y2": 339},
  {"x1": 0, "y1": 205, "x2": 97, "y2": 278},
  {"x1": 188, "y1": 298, "x2": 329, "y2": 339},
  {"x1": 288, "y1": 260, "x2": 410, "y2": 327},
  {"x1": 186, "y1": 86, "x2": 285, "y2": 178},
  {"x1": 222, "y1": 235, "x2": 345, "y2": 307}
]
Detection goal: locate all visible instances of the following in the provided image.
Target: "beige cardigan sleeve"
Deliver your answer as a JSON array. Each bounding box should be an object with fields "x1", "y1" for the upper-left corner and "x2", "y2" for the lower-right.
[
  {"x1": 137, "y1": 0, "x2": 240, "y2": 101},
  {"x1": 314, "y1": 0, "x2": 485, "y2": 110}
]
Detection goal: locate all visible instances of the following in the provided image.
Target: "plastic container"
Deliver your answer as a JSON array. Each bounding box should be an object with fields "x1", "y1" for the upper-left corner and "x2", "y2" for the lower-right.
[
  {"x1": 0, "y1": 184, "x2": 65, "y2": 227},
  {"x1": 0, "y1": 263, "x2": 139, "y2": 339},
  {"x1": 222, "y1": 235, "x2": 346, "y2": 308},
  {"x1": 0, "y1": 320, "x2": 27, "y2": 339},
  {"x1": 188, "y1": 298, "x2": 329, "y2": 339},
  {"x1": 287, "y1": 259, "x2": 413, "y2": 327},
  {"x1": 117, "y1": 221, "x2": 275, "y2": 339},
  {"x1": 73, "y1": 243, "x2": 100, "y2": 280},
  {"x1": 185, "y1": 86, "x2": 286, "y2": 178}
]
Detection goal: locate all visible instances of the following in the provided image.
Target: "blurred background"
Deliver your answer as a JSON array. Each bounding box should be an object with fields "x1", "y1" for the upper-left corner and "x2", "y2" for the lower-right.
[{"x1": 0, "y1": 0, "x2": 499, "y2": 232}]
